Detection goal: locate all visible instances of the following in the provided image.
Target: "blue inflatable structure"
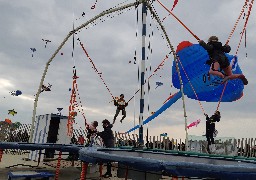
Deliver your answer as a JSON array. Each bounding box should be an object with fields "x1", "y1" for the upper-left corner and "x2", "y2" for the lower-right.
[{"x1": 127, "y1": 41, "x2": 245, "y2": 133}]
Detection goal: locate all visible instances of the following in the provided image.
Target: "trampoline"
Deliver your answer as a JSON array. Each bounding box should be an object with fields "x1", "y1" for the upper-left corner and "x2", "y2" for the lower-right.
[
  {"x1": 79, "y1": 148, "x2": 256, "y2": 180},
  {"x1": 1, "y1": 142, "x2": 256, "y2": 179}
]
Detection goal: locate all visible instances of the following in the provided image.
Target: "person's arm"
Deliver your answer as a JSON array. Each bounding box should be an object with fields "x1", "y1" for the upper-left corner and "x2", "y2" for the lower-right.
[
  {"x1": 204, "y1": 113, "x2": 209, "y2": 120},
  {"x1": 199, "y1": 40, "x2": 214, "y2": 52},
  {"x1": 114, "y1": 100, "x2": 118, "y2": 106},
  {"x1": 222, "y1": 44, "x2": 231, "y2": 53}
]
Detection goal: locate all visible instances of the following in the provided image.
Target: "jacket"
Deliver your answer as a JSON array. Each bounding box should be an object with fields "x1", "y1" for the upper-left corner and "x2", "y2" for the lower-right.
[
  {"x1": 199, "y1": 41, "x2": 231, "y2": 66},
  {"x1": 114, "y1": 99, "x2": 128, "y2": 110},
  {"x1": 98, "y1": 124, "x2": 114, "y2": 148}
]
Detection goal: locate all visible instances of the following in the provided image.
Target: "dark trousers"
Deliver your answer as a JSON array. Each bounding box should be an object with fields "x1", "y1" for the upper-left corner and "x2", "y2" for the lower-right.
[
  {"x1": 113, "y1": 109, "x2": 126, "y2": 123},
  {"x1": 106, "y1": 162, "x2": 112, "y2": 175},
  {"x1": 206, "y1": 127, "x2": 215, "y2": 148},
  {"x1": 206, "y1": 122, "x2": 215, "y2": 145}
]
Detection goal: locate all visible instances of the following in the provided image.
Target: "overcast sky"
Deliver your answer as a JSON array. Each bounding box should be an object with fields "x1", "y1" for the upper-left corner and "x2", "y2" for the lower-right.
[{"x1": 0, "y1": 0, "x2": 255, "y2": 140}]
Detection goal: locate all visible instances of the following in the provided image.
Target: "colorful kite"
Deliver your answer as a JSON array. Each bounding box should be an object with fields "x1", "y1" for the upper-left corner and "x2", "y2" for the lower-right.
[
  {"x1": 155, "y1": 81, "x2": 163, "y2": 89},
  {"x1": 8, "y1": 109, "x2": 17, "y2": 116},
  {"x1": 187, "y1": 119, "x2": 201, "y2": 129},
  {"x1": 160, "y1": 133, "x2": 168, "y2": 137},
  {"x1": 10, "y1": 90, "x2": 22, "y2": 96}
]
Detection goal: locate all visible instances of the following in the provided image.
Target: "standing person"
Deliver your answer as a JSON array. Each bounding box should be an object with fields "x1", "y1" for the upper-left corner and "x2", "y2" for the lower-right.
[
  {"x1": 199, "y1": 36, "x2": 248, "y2": 85},
  {"x1": 113, "y1": 94, "x2": 128, "y2": 124},
  {"x1": 97, "y1": 119, "x2": 114, "y2": 178},
  {"x1": 86, "y1": 121, "x2": 98, "y2": 146},
  {"x1": 204, "y1": 111, "x2": 221, "y2": 152}
]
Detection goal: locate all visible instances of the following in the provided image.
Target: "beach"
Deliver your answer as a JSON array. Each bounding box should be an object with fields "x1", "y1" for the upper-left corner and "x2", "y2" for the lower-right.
[{"x1": 0, "y1": 153, "x2": 173, "y2": 180}]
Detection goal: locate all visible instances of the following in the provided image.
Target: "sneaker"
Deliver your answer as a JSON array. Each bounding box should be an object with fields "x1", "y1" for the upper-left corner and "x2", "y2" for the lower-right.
[
  {"x1": 239, "y1": 74, "x2": 248, "y2": 85},
  {"x1": 221, "y1": 76, "x2": 230, "y2": 84},
  {"x1": 103, "y1": 173, "x2": 112, "y2": 178},
  {"x1": 120, "y1": 119, "x2": 123, "y2": 123}
]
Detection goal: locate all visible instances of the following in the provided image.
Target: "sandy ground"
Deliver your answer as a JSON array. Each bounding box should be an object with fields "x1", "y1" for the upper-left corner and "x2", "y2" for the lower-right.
[{"x1": 0, "y1": 153, "x2": 173, "y2": 180}]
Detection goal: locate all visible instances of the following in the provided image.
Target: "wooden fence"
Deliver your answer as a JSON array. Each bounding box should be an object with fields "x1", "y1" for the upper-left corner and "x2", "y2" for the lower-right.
[
  {"x1": 114, "y1": 132, "x2": 256, "y2": 158},
  {"x1": 1, "y1": 123, "x2": 255, "y2": 158}
]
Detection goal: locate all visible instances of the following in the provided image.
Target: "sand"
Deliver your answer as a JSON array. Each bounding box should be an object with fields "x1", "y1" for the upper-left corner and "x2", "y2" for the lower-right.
[
  {"x1": 0, "y1": 152, "x2": 174, "y2": 180},
  {"x1": 0, "y1": 153, "x2": 118, "y2": 180}
]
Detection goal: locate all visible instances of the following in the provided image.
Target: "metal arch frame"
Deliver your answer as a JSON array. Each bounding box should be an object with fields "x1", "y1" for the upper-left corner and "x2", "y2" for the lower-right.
[{"x1": 30, "y1": 0, "x2": 188, "y2": 150}]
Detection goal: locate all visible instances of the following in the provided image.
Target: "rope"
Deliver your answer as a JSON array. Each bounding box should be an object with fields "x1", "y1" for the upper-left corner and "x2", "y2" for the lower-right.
[
  {"x1": 156, "y1": 0, "x2": 200, "y2": 41},
  {"x1": 217, "y1": 0, "x2": 254, "y2": 110},
  {"x1": 54, "y1": 151, "x2": 62, "y2": 180},
  {"x1": 177, "y1": 57, "x2": 206, "y2": 114},
  {"x1": 226, "y1": 0, "x2": 249, "y2": 45},
  {"x1": 79, "y1": 40, "x2": 115, "y2": 99},
  {"x1": 235, "y1": 0, "x2": 254, "y2": 55}
]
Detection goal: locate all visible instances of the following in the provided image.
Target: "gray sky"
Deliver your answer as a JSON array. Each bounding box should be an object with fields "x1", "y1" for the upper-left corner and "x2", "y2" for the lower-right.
[{"x1": 0, "y1": 0, "x2": 255, "y2": 140}]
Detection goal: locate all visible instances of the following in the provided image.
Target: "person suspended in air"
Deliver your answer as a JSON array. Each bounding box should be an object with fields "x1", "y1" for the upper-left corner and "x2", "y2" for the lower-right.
[
  {"x1": 204, "y1": 111, "x2": 220, "y2": 152},
  {"x1": 199, "y1": 36, "x2": 248, "y2": 85},
  {"x1": 113, "y1": 94, "x2": 128, "y2": 124},
  {"x1": 85, "y1": 121, "x2": 98, "y2": 146}
]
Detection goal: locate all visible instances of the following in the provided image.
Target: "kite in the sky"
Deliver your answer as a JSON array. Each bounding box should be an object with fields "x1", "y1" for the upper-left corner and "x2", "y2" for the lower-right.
[
  {"x1": 91, "y1": 0, "x2": 98, "y2": 9},
  {"x1": 5, "y1": 118, "x2": 12, "y2": 124},
  {"x1": 41, "y1": 83, "x2": 52, "y2": 93},
  {"x1": 155, "y1": 81, "x2": 163, "y2": 89},
  {"x1": 160, "y1": 133, "x2": 168, "y2": 137},
  {"x1": 187, "y1": 119, "x2": 201, "y2": 129},
  {"x1": 57, "y1": 108, "x2": 63, "y2": 115},
  {"x1": 42, "y1": 39, "x2": 51, "y2": 48},
  {"x1": 30, "y1": 48, "x2": 36, "y2": 57},
  {"x1": 76, "y1": 12, "x2": 86, "y2": 20},
  {"x1": 8, "y1": 109, "x2": 17, "y2": 116},
  {"x1": 10, "y1": 90, "x2": 22, "y2": 96}
]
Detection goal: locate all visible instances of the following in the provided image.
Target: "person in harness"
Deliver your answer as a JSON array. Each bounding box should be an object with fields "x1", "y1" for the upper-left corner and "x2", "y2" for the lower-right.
[
  {"x1": 113, "y1": 94, "x2": 128, "y2": 124},
  {"x1": 199, "y1": 36, "x2": 248, "y2": 85},
  {"x1": 204, "y1": 111, "x2": 221, "y2": 152}
]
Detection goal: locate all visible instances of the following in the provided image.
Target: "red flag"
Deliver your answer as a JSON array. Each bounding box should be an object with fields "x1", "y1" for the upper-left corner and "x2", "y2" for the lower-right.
[{"x1": 171, "y1": 0, "x2": 179, "y2": 11}]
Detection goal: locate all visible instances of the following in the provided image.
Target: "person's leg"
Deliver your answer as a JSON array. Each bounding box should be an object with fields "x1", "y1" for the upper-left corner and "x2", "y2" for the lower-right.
[
  {"x1": 120, "y1": 109, "x2": 126, "y2": 123},
  {"x1": 209, "y1": 62, "x2": 225, "y2": 78},
  {"x1": 103, "y1": 162, "x2": 112, "y2": 177},
  {"x1": 113, "y1": 109, "x2": 120, "y2": 124},
  {"x1": 223, "y1": 66, "x2": 248, "y2": 85}
]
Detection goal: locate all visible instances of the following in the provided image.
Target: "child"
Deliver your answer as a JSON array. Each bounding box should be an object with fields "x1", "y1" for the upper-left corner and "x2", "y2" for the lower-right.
[
  {"x1": 204, "y1": 111, "x2": 221, "y2": 151},
  {"x1": 113, "y1": 94, "x2": 128, "y2": 124},
  {"x1": 199, "y1": 36, "x2": 248, "y2": 85},
  {"x1": 86, "y1": 121, "x2": 98, "y2": 146}
]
